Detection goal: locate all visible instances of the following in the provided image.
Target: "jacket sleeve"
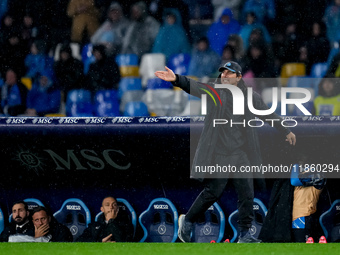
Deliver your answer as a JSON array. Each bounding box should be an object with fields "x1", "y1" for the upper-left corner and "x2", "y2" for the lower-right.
[{"x1": 171, "y1": 74, "x2": 214, "y2": 99}]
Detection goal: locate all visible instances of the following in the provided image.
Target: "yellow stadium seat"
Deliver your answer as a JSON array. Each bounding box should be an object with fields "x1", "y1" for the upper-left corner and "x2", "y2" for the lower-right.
[
  {"x1": 119, "y1": 66, "x2": 139, "y2": 77},
  {"x1": 280, "y1": 63, "x2": 306, "y2": 86},
  {"x1": 21, "y1": 77, "x2": 32, "y2": 90}
]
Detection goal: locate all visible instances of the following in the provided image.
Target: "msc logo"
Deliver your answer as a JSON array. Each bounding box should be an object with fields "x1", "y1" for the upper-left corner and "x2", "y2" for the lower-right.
[
  {"x1": 6, "y1": 118, "x2": 27, "y2": 124},
  {"x1": 112, "y1": 117, "x2": 133, "y2": 124},
  {"x1": 32, "y1": 118, "x2": 53, "y2": 124},
  {"x1": 85, "y1": 118, "x2": 106, "y2": 124},
  {"x1": 66, "y1": 205, "x2": 81, "y2": 210},
  {"x1": 153, "y1": 205, "x2": 168, "y2": 210},
  {"x1": 59, "y1": 118, "x2": 79, "y2": 124},
  {"x1": 302, "y1": 116, "x2": 323, "y2": 121}
]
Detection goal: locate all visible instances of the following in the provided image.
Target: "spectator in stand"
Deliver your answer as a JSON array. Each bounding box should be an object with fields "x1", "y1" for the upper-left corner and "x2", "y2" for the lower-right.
[
  {"x1": 25, "y1": 71, "x2": 61, "y2": 116},
  {"x1": 324, "y1": 0, "x2": 340, "y2": 47},
  {"x1": 76, "y1": 196, "x2": 133, "y2": 242},
  {"x1": 148, "y1": 0, "x2": 190, "y2": 41},
  {"x1": 220, "y1": 45, "x2": 237, "y2": 65},
  {"x1": 91, "y1": 2, "x2": 130, "y2": 56},
  {"x1": 67, "y1": 0, "x2": 100, "y2": 44},
  {"x1": 0, "y1": 29, "x2": 27, "y2": 77},
  {"x1": 121, "y1": 1, "x2": 160, "y2": 59},
  {"x1": 314, "y1": 75, "x2": 340, "y2": 116},
  {"x1": 226, "y1": 34, "x2": 244, "y2": 62},
  {"x1": 85, "y1": 44, "x2": 120, "y2": 93},
  {"x1": 152, "y1": 8, "x2": 191, "y2": 60},
  {"x1": 31, "y1": 206, "x2": 73, "y2": 242},
  {"x1": 19, "y1": 12, "x2": 39, "y2": 50},
  {"x1": 0, "y1": 201, "x2": 34, "y2": 242},
  {"x1": 0, "y1": 12, "x2": 16, "y2": 46},
  {"x1": 24, "y1": 39, "x2": 54, "y2": 79},
  {"x1": 241, "y1": 42, "x2": 275, "y2": 78},
  {"x1": 54, "y1": 43, "x2": 84, "y2": 100},
  {"x1": 188, "y1": 37, "x2": 220, "y2": 78},
  {"x1": 239, "y1": 12, "x2": 271, "y2": 51},
  {"x1": 207, "y1": 8, "x2": 241, "y2": 56},
  {"x1": 212, "y1": 0, "x2": 243, "y2": 21},
  {"x1": 0, "y1": 68, "x2": 28, "y2": 116},
  {"x1": 241, "y1": 0, "x2": 275, "y2": 25},
  {"x1": 305, "y1": 21, "x2": 330, "y2": 68}
]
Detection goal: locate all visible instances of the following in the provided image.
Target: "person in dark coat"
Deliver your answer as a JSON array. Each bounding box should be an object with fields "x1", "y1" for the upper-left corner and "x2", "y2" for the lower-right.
[
  {"x1": 0, "y1": 201, "x2": 35, "y2": 242},
  {"x1": 155, "y1": 61, "x2": 296, "y2": 243},
  {"x1": 85, "y1": 44, "x2": 120, "y2": 93},
  {"x1": 31, "y1": 206, "x2": 73, "y2": 242},
  {"x1": 76, "y1": 196, "x2": 133, "y2": 242}
]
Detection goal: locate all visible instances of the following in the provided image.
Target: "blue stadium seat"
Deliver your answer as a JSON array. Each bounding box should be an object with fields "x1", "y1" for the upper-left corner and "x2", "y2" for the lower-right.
[
  {"x1": 319, "y1": 199, "x2": 340, "y2": 242},
  {"x1": 124, "y1": 101, "x2": 149, "y2": 117},
  {"x1": 95, "y1": 198, "x2": 137, "y2": 238},
  {"x1": 139, "y1": 198, "x2": 178, "y2": 242},
  {"x1": 93, "y1": 90, "x2": 120, "y2": 116},
  {"x1": 9, "y1": 198, "x2": 44, "y2": 222},
  {"x1": 287, "y1": 76, "x2": 314, "y2": 88},
  {"x1": 66, "y1": 89, "x2": 93, "y2": 117},
  {"x1": 118, "y1": 78, "x2": 143, "y2": 99},
  {"x1": 191, "y1": 202, "x2": 225, "y2": 243},
  {"x1": 310, "y1": 62, "x2": 328, "y2": 78},
  {"x1": 0, "y1": 207, "x2": 4, "y2": 234},
  {"x1": 146, "y1": 78, "x2": 173, "y2": 90},
  {"x1": 228, "y1": 198, "x2": 268, "y2": 243},
  {"x1": 167, "y1": 53, "x2": 191, "y2": 75},
  {"x1": 115, "y1": 54, "x2": 139, "y2": 67},
  {"x1": 81, "y1": 43, "x2": 95, "y2": 74},
  {"x1": 53, "y1": 198, "x2": 91, "y2": 240}
]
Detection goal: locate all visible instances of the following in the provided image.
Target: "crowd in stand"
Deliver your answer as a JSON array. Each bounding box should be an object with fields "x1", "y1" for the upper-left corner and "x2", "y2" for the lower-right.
[{"x1": 0, "y1": 0, "x2": 340, "y2": 116}]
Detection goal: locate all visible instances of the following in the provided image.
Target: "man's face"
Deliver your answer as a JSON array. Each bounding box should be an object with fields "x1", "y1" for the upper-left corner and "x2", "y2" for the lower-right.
[
  {"x1": 221, "y1": 69, "x2": 239, "y2": 85},
  {"x1": 12, "y1": 203, "x2": 29, "y2": 224},
  {"x1": 6, "y1": 70, "x2": 17, "y2": 86},
  {"x1": 101, "y1": 197, "x2": 119, "y2": 218},
  {"x1": 32, "y1": 210, "x2": 50, "y2": 228}
]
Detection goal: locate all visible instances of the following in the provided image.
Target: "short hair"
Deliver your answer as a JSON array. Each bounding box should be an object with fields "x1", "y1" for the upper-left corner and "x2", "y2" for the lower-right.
[
  {"x1": 101, "y1": 196, "x2": 117, "y2": 206},
  {"x1": 31, "y1": 206, "x2": 50, "y2": 217},
  {"x1": 12, "y1": 201, "x2": 28, "y2": 211}
]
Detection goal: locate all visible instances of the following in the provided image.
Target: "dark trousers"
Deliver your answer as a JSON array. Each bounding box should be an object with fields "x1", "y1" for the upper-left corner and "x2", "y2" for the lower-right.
[{"x1": 186, "y1": 152, "x2": 254, "y2": 231}]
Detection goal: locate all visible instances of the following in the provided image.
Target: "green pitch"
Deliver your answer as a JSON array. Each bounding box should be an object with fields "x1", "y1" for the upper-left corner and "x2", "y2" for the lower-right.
[{"x1": 0, "y1": 243, "x2": 337, "y2": 255}]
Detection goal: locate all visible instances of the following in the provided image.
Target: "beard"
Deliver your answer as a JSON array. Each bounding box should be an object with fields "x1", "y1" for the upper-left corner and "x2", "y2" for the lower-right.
[{"x1": 14, "y1": 216, "x2": 27, "y2": 225}]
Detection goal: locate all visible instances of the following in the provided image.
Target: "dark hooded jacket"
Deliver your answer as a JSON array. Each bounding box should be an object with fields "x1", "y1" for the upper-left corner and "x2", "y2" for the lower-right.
[
  {"x1": 76, "y1": 212, "x2": 133, "y2": 242},
  {"x1": 171, "y1": 75, "x2": 291, "y2": 179}
]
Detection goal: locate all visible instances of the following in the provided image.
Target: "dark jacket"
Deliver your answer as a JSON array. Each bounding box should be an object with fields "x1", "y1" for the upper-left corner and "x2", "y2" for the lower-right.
[
  {"x1": 45, "y1": 217, "x2": 73, "y2": 242},
  {"x1": 0, "y1": 81, "x2": 28, "y2": 116},
  {"x1": 171, "y1": 75, "x2": 291, "y2": 179},
  {"x1": 76, "y1": 213, "x2": 133, "y2": 242},
  {"x1": 0, "y1": 220, "x2": 34, "y2": 242}
]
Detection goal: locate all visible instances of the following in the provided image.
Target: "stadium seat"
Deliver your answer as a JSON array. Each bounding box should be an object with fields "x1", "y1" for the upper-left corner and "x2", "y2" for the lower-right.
[
  {"x1": 66, "y1": 89, "x2": 93, "y2": 117},
  {"x1": 124, "y1": 101, "x2": 149, "y2": 117},
  {"x1": 191, "y1": 202, "x2": 225, "y2": 243},
  {"x1": 310, "y1": 62, "x2": 328, "y2": 78},
  {"x1": 115, "y1": 54, "x2": 139, "y2": 66},
  {"x1": 228, "y1": 198, "x2": 268, "y2": 243},
  {"x1": 319, "y1": 199, "x2": 340, "y2": 242},
  {"x1": 95, "y1": 198, "x2": 137, "y2": 238},
  {"x1": 139, "y1": 198, "x2": 178, "y2": 242},
  {"x1": 286, "y1": 76, "x2": 314, "y2": 88},
  {"x1": 119, "y1": 66, "x2": 139, "y2": 78},
  {"x1": 53, "y1": 198, "x2": 91, "y2": 240},
  {"x1": 0, "y1": 207, "x2": 4, "y2": 234},
  {"x1": 93, "y1": 90, "x2": 120, "y2": 117},
  {"x1": 139, "y1": 53, "x2": 166, "y2": 87},
  {"x1": 280, "y1": 63, "x2": 306, "y2": 86},
  {"x1": 9, "y1": 198, "x2": 45, "y2": 222},
  {"x1": 118, "y1": 78, "x2": 143, "y2": 99},
  {"x1": 167, "y1": 53, "x2": 191, "y2": 76}
]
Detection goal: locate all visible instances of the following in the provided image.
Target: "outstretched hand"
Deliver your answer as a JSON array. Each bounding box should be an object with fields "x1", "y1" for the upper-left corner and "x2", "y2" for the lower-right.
[
  {"x1": 286, "y1": 132, "x2": 296, "y2": 146},
  {"x1": 154, "y1": 66, "x2": 176, "y2": 82}
]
